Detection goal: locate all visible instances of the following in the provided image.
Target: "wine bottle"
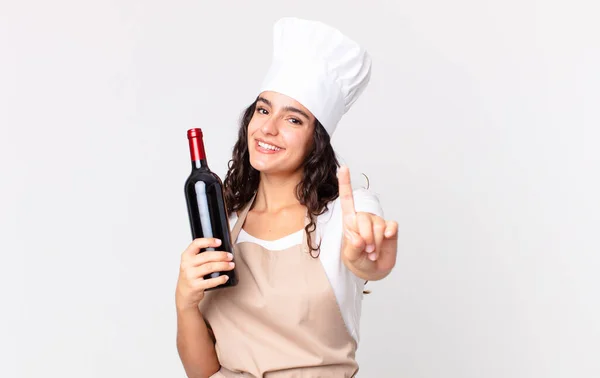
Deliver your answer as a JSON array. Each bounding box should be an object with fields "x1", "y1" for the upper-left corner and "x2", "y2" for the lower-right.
[{"x1": 184, "y1": 128, "x2": 238, "y2": 289}]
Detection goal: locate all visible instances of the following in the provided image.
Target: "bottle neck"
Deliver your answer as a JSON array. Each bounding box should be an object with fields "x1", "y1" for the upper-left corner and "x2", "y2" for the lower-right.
[
  {"x1": 188, "y1": 134, "x2": 209, "y2": 170},
  {"x1": 192, "y1": 159, "x2": 208, "y2": 170}
]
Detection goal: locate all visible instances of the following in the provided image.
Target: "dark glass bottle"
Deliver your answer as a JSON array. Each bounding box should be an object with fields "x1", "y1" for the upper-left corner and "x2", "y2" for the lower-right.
[{"x1": 184, "y1": 128, "x2": 238, "y2": 289}]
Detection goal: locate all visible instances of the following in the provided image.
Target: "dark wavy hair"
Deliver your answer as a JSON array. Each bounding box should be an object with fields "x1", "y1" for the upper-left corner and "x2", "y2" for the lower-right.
[{"x1": 223, "y1": 99, "x2": 340, "y2": 257}]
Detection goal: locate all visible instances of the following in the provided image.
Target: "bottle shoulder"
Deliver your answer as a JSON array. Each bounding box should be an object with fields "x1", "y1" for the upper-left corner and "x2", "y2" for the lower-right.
[{"x1": 186, "y1": 169, "x2": 222, "y2": 182}]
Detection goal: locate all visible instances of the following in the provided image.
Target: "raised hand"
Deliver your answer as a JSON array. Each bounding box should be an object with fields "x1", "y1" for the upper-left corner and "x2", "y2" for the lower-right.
[{"x1": 337, "y1": 166, "x2": 398, "y2": 280}]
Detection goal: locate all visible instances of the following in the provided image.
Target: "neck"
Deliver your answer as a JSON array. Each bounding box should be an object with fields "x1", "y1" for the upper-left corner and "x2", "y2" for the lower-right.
[{"x1": 253, "y1": 169, "x2": 304, "y2": 213}]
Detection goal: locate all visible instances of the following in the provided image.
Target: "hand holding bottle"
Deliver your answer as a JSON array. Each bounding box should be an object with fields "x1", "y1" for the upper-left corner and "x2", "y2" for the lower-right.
[{"x1": 175, "y1": 238, "x2": 235, "y2": 312}]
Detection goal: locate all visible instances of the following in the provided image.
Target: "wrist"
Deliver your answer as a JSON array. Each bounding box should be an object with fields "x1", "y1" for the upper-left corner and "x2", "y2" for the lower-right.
[{"x1": 176, "y1": 302, "x2": 201, "y2": 315}]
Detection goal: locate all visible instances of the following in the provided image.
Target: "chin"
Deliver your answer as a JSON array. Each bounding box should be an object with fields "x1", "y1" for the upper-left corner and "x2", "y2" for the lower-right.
[
  {"x1": 249, "y1": 159, "x2": 297, "y2": 176},
  {"x1": 248, "y1": 155, "x2": 267, "y2": 170},
  {"x1": 249, "y1": 160, "x2": 278, "y2": 174}
]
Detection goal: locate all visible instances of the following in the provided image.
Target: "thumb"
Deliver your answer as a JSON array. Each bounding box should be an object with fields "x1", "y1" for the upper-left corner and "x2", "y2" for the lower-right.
[{"x1": 344, "y1": 227, "x2": 365, "y2": 261}]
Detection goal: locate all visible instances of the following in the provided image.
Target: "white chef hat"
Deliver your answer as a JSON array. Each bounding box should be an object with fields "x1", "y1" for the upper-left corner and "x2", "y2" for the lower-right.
[{"x1": 258, "y1": 17, "x2": 372, "y2": 136}]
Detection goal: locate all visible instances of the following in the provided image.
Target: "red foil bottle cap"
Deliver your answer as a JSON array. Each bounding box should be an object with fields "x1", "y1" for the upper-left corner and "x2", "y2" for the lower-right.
[
  {"x1": 187, "y1": 128, "x2": 206, "y2": 161},
  {"x1": 187, "y1": 128, "x2": 203, "y2": 139}
]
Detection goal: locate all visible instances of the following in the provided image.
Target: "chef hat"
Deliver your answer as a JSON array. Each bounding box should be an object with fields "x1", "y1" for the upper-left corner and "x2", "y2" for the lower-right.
[{"x1": 259, "y1": 17, "x2": 372, "y2": 136}]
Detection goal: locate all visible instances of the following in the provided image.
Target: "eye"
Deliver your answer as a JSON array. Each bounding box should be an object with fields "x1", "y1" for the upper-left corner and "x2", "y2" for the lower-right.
[
  {"x1": 256, "y1": 107, "x2": 269, "y2": 115},
  {"x1": 288, "y1": 118, "x2": 302, "y2": 125}
]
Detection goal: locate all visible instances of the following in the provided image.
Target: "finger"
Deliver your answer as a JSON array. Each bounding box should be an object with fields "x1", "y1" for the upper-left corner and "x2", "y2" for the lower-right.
[
  {"x1": 192, "y1": 274, "x2": 230, "y2": 291},
  {"x1": 190, "y1": 251, "x2": 233, "y2": 267},
  {"x1": 384, "y1": 221, "x2": 399, "y2": 240},
  {"x1": 372, "y1": 217, "x2": 386, "y2": 261},
  {"x1": 337, "y1": 166, "x2": 356, "y2": 220},
  {"x1": 192, "y1": 261, "x2": 235, "y2": 278},
  {"x1": 182, "y1": 238, "x2": 222, "y2": 258},
  {"x1": 357, "y1": 213, "x2": 374, "y2": 254},
  {"x1": 343, "y1": 228, "x2": 366, "y2": 261}
]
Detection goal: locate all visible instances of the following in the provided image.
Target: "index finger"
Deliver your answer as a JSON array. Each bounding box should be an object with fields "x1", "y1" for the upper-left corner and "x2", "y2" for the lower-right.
[
  {"x1": 182, "y1": 238, "x2": 222, "y2": 258},
  {"x1": 337, "y1": 166, "x2": 356, "y2": 217}
]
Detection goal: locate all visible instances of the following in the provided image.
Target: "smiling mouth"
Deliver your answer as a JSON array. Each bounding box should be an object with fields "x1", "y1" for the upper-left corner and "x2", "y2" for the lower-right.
[{"x1": 257, "y1": 140, "x2": 283, "y2": 152}]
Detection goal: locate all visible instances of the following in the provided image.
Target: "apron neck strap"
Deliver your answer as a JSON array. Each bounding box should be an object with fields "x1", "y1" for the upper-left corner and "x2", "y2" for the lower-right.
[{"x1": 230, "y1": 193, "x2": 256, "y2": 242}]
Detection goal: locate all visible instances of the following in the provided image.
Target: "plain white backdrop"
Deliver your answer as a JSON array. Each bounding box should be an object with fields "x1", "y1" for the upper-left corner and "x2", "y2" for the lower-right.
[{"x1": 1, "y1": 0, "x2": 599, "y2": 377}]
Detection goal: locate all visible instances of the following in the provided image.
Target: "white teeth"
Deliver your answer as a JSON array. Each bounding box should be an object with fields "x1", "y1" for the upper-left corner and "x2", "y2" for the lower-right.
[{"x1": 258, "y1": 141, "x2": 281, "y2": 151}]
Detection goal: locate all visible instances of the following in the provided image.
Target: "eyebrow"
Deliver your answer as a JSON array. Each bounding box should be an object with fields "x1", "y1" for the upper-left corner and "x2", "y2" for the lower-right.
[{"x1": 257, "y1": 96, "x2": 311, "y2": 121}]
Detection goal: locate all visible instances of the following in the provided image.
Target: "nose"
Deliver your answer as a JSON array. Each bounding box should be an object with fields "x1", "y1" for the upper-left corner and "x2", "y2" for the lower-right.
[{"x1": 260, "y1": 115, "x2": 279, "y2": 136}]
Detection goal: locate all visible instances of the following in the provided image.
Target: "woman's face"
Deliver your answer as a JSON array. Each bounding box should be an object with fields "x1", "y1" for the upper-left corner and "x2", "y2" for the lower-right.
[{"x1": 247, "y1": 91, "x2": 316, "y2": 176}]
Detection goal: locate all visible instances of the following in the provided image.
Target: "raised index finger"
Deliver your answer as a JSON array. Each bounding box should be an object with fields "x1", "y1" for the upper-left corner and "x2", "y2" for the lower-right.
[{"x1": 337, "y1": 166, "x2": 356, "y2": 217}]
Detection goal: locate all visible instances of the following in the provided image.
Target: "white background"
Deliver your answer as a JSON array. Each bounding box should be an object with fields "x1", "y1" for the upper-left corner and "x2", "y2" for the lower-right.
[{"x1": 1, "y1": 0, "x2": 599, "y2": 377}]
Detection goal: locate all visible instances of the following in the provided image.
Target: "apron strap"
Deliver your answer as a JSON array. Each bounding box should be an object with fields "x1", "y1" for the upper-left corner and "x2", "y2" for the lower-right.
[{"x1": 230, "y1": 193, "x2": 256, "y2": 243}]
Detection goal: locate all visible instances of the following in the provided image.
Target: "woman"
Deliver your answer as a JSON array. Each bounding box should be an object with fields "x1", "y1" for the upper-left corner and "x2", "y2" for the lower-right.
[{"x1": 175, "y1": 17, "x2": 398, "y2": 377}]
